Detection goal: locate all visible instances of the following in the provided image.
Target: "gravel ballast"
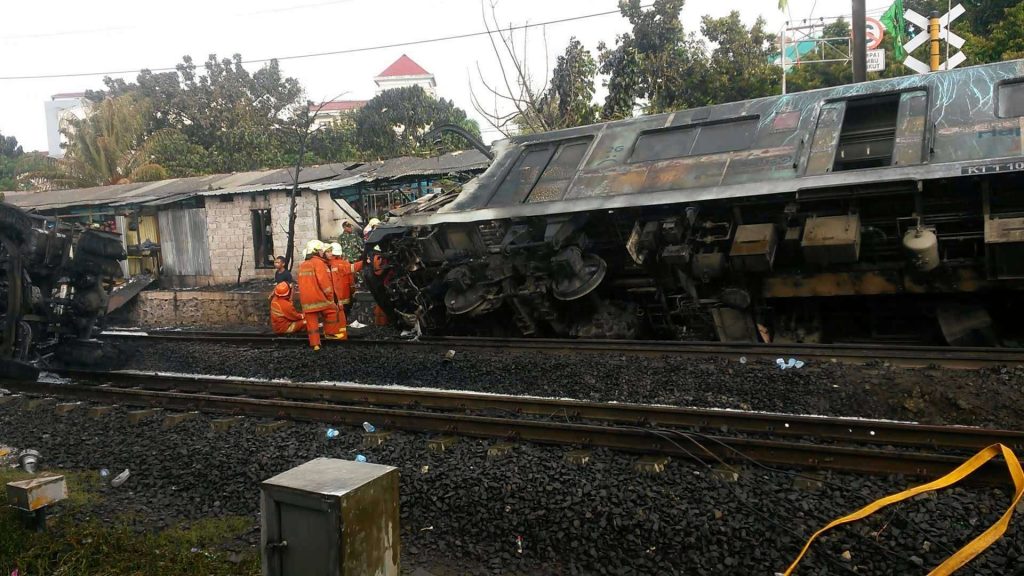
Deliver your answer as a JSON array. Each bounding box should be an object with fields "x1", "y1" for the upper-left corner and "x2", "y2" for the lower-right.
[{"x1": 1, "y1": 402, "x2": 1020, "y2": 575}]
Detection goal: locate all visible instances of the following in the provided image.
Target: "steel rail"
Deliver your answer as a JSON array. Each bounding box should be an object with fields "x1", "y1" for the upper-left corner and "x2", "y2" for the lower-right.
[
  {"x1": 2, "y1": 379, "x2": 1014, "y2": 485},
  {"x1": 49, "y1": 369, "x2": 1024, "y2": 452},
  {"x1": 102, "y1": 330, "x2": 1024, "y2": 369}
]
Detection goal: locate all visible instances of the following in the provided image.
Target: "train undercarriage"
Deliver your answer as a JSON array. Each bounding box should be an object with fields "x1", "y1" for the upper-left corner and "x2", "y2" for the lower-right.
[
  {"x1": 368, "y1": 171, "x2": 1024, "y2": 347},
  {"x1": 0, "y1": 202, "x2": 126, "y2": 380}
]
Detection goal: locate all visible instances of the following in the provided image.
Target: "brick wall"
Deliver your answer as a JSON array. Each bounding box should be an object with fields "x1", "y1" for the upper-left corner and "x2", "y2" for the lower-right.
[
  {"x1": 162, "y1": 190, "x2": 351, "y2": 286},
  {"x1": 122, "y1": 290, "x2": 269, "y2": 328}
]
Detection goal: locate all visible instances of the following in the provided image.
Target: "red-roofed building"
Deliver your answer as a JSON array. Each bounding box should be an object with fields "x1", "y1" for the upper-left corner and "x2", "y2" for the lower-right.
[
  {"x1": 374, "y1": 54, "x2": 436, "y2": 97},
  {"x1": 310, "y1": 99, "x2": 369, "y2": 128}
]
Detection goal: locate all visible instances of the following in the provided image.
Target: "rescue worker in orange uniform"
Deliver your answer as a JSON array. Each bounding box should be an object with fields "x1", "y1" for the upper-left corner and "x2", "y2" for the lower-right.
[
  {"x1": 328, "y1": 242, "x2": 363, "y2": 319},
  {"x1": 297, "y1": 240, "x2": 344, "y2": 349},
  {"x1": 269, "y1": 281, "x2": 305, "y2": 335}
]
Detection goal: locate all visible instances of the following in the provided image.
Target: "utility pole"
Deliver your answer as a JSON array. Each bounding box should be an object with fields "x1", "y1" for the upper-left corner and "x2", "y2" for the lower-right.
[
  {"x1": 852, "y1": 0, "x2": 867, "y2": 82},
  {"x1": 929, "y1": 11, "x2": 942, "y2": 71}
]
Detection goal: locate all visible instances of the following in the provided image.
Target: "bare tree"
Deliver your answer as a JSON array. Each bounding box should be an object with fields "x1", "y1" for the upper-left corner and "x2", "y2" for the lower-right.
[
  {"x1": 469, "y1": 1, "x2": 555, "y2": 137},
  {"x1": 282, "y1": 92, "x2": 348, "y2": 270}
]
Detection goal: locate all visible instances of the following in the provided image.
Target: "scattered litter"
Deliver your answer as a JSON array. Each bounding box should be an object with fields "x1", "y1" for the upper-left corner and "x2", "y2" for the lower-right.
[
  {"x1": 110, "y1": 469, "x2": 130, "y2": 488},
  {"x1": 420, "y1": 465, "x2": 429, "y2": 474},
  {"x1": 776, "y1": 358, "x2": 805, "y2": 370},
  {"x1": 738, "y1": 356, "x2": 747, "y2": 364},
  {"x1": 516, "y1": 535, "x2": 524, "y2": 554},
  {"x1": 18, "y1": 450, "x2": 41, "y2": 474},
  {"x1": 99, "y1": 468, "x2": 110, "y2": 478},
  {"x1": 326, "y1": 428, "x2": 340, "y2": 439},
  {"x1": 362, "y1": 421, "x2": 376, "y2": 433},
  {"x1": 355, "y1": 454, "x2": 367, "y2": 463},
  {"x1": 348, "y1": 320, "x2": 367, "y2": 329},
  {"x1": 420, "y1": 525, "x2": 433, "y2": 532},
  {"x1": 444, "y1": 350, "x2": 456, "y2": 362}
]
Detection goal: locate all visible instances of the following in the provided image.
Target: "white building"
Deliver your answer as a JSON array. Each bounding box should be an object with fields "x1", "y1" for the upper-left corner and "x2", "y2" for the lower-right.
[
  {"x1": 44, "y1": 92, "x2": 89, "y2": 158},
  {"x1": 373, "y1": 54, "x2": 436, "y2": 97}
]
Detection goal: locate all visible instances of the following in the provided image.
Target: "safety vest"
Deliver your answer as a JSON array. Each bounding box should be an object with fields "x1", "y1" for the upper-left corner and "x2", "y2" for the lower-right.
[{"x1": 297, "y1": 257, "x2": 335, "y2": 312}]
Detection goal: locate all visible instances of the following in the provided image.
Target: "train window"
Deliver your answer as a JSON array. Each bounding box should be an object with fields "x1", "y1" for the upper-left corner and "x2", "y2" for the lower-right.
[
  {"x1": 487, "y1": 145, "x2": 557, "y2": 206},
  {"x1": 691, "y1": 118, "x2": 759, "y2": 156},
  {"x1": 526, "y1": 139, "x2": 592, "y2": 203},
  {"x1": 631, "y1": 127, "x2": 698, "y2": 163},
  {"x1": 630, "y1": 117, "x2": 758, "y2": 163},
  {"x1": 833, "y1": 94, "x2": 900, "y2": 171},
  {"x1": 998, "y1": 80, "x2": 1024, "y2": 118}
]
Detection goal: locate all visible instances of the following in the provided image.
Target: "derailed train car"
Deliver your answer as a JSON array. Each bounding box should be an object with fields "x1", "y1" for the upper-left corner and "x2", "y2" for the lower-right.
[
  {"x1": 0, "y1": 201, "x2": 125, "y2": 379},
  {"x1": 368, "y1": 59, "x2": 1024, "y2": 345}
]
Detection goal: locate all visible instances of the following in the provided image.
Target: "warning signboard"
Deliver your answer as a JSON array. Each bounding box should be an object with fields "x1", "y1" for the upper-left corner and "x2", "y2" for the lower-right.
[
  {"x1": 867, "y1": 49, "x2": 886, "y2": 72},
  {"x1": 866, "y1": 17, "x2": 885, "y2": 50}
]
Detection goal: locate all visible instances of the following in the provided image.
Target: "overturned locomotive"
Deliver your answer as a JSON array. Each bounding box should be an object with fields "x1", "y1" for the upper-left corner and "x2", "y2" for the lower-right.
[
  {"x1": 367, "y1": 60, "x2": 1024, "y2": 345},
  {"x1": 1, "y1": 201, "x2": 125, "y2": 379}
]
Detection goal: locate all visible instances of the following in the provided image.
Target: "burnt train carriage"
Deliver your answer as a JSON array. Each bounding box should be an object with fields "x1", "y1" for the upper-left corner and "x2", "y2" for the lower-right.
[{"x1": 367, "y1": 60, "x2": 1024, "y2": 345}]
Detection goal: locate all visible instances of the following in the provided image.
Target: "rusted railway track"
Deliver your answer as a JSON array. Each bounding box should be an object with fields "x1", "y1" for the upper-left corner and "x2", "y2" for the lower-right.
[
  {"x1": 4, "y1": 371, "x2": 1022, "y2": 485},
  {"x1": 47, "y1": 369, "x2": 1024, "y2": 452},
  {"x1": 103, "y1": 330, "x2": 1024, "y2": 369}
]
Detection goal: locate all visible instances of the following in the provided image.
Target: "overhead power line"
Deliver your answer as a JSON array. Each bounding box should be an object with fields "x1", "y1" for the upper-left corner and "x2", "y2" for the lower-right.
[{"x1": 0, "y1": 5, "x2": 651, "y2": 82}]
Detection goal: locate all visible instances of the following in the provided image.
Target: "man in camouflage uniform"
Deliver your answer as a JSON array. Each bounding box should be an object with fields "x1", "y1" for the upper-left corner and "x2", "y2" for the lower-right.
[{"x1": 336, "y1": 220, "x2": 364, "y2": 262}]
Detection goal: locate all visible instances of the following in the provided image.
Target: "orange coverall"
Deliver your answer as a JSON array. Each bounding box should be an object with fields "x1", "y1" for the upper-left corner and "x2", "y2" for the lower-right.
[
  {"x1": 297, "y1": 256, "x2": 342, "y2": 347},
  {"x1": 269, "y1": 290, "x2": 305, "y2": 335},
  {"x1": 330, "y1": 257, "x2": 363, "y2": 306}
]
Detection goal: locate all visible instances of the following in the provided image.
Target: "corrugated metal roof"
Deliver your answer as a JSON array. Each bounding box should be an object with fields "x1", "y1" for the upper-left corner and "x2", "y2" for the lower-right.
[{"x1": 9, "y1": 151, "x2": 490, "y2": 212}]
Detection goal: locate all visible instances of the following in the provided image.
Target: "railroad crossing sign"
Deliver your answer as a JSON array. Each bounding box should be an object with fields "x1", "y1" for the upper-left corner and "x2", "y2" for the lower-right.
[
  {"x1": 903, "y1": 4, "x2": 967, "y2": 73},
  {"x1": 865, "y1": 17, "x2": 885, "y2": 50}
]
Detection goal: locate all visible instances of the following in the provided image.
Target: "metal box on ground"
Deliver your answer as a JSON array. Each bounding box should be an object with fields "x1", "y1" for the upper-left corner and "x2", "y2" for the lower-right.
[
  {"x1": 801, "y1": 214, "x2": 861, "y2": 265},
  {"x1": 6, "y1": 475, "x2": 67, "y2": 511},
  {"x1": 260, "y1": 458, "x2": 400, "y2": 576}
]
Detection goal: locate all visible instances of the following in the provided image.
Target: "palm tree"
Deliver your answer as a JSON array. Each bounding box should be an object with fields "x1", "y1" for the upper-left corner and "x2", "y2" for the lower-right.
[{"x1": 55, "y1": 94, "x2": 168, "y2": 187}]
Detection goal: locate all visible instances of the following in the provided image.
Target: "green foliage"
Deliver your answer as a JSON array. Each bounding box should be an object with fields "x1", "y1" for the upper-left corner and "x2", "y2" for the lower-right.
[
  {"x1": 0, "y1": 467, "x2": 258, "y2": 576},
  {"x1": 1, "y1": 131, "x2": 23, "y2": 158},
  {"x1": 306, "y1": 114, "x2": 360, "y2": 165},
  {"x1": 598, "y1": 0, "x2": 707, "y2": 117},
  {"x1": 354, "y1": 86, "x2": 479, "y2": 158},
  {"x1": 55, "y1": 94, "x2": 170, "y2": 187},
  {"x1": 511, "y1": 37, "x2": 600, "y2": 135},
  {"x1": 700, "y1": 12, "x2": 780, "y2": 105},
  {"x1": 966, "y1": 1, "x2": 1024, "y2": 62},
  {"x1": 547, "y1": 38, "x2": 601, "y2": 128},
  {"x1": 96, "y1": 54, "x2": 303, "y2": 173}
]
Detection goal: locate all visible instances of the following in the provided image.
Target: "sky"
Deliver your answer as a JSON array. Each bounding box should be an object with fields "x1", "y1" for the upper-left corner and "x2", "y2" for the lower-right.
[{"x1": 0, "y1": 0, "x2": 898, "y2": 152}]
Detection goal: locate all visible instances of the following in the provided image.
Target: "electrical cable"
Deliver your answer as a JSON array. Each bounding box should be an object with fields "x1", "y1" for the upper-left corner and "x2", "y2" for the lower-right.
[{"x1": 0, "y1": 4, "x2": 653, "y2": 81}]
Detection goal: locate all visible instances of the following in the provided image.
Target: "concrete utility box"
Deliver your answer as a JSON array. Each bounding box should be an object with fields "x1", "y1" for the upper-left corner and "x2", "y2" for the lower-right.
[{"x1": 260, "y1": 458, "x2": 400, "y2": 576}]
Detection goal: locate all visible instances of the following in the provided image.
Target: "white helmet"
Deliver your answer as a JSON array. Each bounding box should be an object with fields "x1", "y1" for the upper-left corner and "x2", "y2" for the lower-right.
[
  {"x1": 305, "y1": 239, "x2": 324, "y2": 256},
  {"x1": 330, "y1": 242, "x2": 343, "y2": 256}
]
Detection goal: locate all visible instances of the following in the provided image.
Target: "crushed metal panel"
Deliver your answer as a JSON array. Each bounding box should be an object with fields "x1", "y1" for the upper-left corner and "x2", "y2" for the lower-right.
[
  {"x1": 730, "y1": 223, "x2": 778, "y2": 272},
  {"x1": 6, "y1": 475, "x2": 67, "y2": 511},
  {"x1": 801, "y1": 214, "x2": 861, "y2": 265},
  {"x1": 804, "y1": 101, "x2": 846, "y2": 175}
]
